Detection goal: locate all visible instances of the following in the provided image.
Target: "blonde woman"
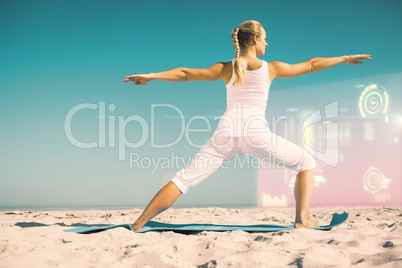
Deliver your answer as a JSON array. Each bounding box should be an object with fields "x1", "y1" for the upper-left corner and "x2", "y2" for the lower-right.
[{"x1": 124, "y1": 20, "x2": 371, "y2": 231}]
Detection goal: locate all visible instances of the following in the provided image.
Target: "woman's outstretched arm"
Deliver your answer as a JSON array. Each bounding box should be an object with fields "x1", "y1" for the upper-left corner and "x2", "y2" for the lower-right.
[
  {"x1": 270, "y1": 54, "x2": 372, "y2": 80},
  {"x1": 310, "y1": 54, "x2": 372, "y2": 71},
  {"x1": 124, "y1": 62, "x2": 227, "y2": 85}
]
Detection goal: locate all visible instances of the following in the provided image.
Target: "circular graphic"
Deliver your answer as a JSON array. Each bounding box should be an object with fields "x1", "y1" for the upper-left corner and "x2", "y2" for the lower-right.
[
  {"x1": 363, "y1": 167, "x2": 384, "y2": 194},
  {"x1": 359, "y1": 84, "x2": 388, "y2": 119}
]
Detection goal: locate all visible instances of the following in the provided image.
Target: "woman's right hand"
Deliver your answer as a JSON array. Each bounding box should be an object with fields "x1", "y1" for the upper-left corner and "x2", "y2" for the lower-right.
[
  {"x1": 345, "y1": 54, "x2": 372, "y2": 65},
  {"x1": 124, "y1": 74, "x2": 152, "y2": 85}
]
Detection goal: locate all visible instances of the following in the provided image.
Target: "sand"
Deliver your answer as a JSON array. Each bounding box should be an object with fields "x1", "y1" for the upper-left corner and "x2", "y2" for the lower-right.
[{"x1": 0, "y1": 206, "x2": 401, "y2": 267}]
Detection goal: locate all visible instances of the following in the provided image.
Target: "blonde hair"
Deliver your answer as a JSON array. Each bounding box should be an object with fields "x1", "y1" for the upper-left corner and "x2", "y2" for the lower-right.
[{"x1": 231, "y1": 20, "x2": 263, "y2": 88}]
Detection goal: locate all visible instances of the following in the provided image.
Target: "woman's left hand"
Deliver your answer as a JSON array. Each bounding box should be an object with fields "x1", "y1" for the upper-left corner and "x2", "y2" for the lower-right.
[
  {"x1": 124, "y1": 74, "x2": 152, "y2": 85},
  {"x1": 345, "y1": 54, "x2": 372, "y2": 65}
]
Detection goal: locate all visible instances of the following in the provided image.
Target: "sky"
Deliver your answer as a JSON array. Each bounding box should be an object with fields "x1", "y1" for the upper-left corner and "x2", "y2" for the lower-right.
[{"x1": 0, "y1": 0, "x2": 401, "y2": 209}]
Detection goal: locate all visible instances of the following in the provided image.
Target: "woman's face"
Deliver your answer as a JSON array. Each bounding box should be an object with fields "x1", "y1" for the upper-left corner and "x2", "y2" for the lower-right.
[{"x1": 255, "y1": 27, "x2": 268, "y2": 56}]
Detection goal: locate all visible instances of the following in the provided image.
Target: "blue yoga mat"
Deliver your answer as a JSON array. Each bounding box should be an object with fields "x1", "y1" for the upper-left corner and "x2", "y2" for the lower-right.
[{"x1": 63, "y1": 213, "x2": 348, "y2": 234}]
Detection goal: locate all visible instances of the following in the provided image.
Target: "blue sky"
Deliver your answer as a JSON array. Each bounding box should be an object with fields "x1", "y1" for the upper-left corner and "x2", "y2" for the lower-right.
[{"x1": 0, "y1": 0, "x2": 401, "y2": 209}]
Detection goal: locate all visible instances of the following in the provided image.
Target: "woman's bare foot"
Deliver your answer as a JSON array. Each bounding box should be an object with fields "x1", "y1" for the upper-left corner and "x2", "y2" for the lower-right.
[
  {"x1": 294, "y1": 217, "x2": 320, "y2": 228},
  {"x1": 131, "y1": 221, "x2": 143, "y2": 231}
]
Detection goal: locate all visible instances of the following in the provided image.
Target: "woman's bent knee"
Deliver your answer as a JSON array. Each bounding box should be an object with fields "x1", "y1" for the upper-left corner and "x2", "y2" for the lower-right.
[
  {"x1": 293, "y1": 151, "x2": 316, "y2": 172},
  {"x1": 301, "y1": 153, "x2": 316, "y2": 171}
]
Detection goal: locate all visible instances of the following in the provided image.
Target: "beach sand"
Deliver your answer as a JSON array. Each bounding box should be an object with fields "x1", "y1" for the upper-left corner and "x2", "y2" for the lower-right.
[{"x1": 0, "y1": 206, "x2": 401, "y2": 267}]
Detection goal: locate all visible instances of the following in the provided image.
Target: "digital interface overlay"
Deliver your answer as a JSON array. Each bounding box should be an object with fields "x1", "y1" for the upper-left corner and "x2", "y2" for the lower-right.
[{"x1": 257, "y1": 73, "x2": 402, "y2": 207}]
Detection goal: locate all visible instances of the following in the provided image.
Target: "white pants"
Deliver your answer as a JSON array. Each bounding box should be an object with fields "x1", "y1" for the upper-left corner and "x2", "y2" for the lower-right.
[{"x1": 171, "y1": 132, "x2": 316, "y2": 194}]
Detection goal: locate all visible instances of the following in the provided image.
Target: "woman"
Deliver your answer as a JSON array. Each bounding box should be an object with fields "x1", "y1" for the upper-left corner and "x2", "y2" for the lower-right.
[{"x1": 124, "y1": 20, "x2": 371, "y2": 231}]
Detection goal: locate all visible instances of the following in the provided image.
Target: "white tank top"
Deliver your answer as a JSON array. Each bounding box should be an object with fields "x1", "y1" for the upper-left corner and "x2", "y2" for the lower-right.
[{"x1": 214, "y1": 58, "x2": 271, "y2": 137}]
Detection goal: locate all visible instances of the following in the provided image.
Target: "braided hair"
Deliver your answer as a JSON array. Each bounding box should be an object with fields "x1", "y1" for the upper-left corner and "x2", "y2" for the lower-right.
[{"x1": 231, "y1": 20, "x2": 263, "y2": 88}]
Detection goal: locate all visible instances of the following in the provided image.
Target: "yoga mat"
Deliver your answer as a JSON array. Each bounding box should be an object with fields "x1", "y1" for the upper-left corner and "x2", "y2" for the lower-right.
[{"x1": 63, "y1": 213, "x2": 348, "y2": 234}]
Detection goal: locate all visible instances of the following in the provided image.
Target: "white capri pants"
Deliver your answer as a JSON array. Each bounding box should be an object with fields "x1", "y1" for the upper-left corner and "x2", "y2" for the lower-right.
[{"x1": 171, "y1": 132, "x2": 316, "y2": 194}]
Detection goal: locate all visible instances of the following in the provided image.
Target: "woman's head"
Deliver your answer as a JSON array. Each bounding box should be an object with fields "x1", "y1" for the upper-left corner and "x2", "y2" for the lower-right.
[
  {"x1": 232, "y1": 20, "x2": 266, "y2": 58},
  {"x1": 231, "y1": 20, "x2": 267, "y2": 88}
]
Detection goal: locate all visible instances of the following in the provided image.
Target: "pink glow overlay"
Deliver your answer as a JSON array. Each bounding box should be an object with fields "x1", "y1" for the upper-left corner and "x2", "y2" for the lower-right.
[{"x1": 258, "y1": 73, "x2": 402, "y2": 208}]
